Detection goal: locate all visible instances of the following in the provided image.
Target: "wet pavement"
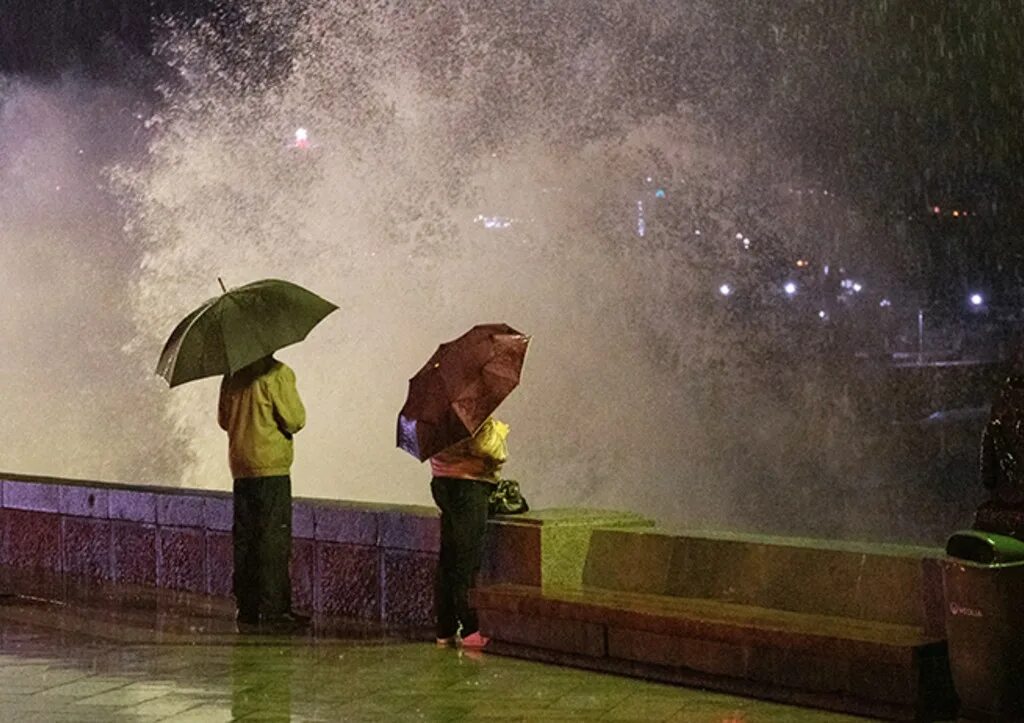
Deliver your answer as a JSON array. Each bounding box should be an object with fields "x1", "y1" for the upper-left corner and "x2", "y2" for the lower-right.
[{"x1": 0, "y1": 591, "x2": 878, "y2": 722}]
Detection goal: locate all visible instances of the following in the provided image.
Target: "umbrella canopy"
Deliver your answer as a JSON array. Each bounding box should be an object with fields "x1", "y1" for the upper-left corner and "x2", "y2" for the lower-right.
[
  {"x1": 397, "y1": 323, "x2": 530, "y2": 461},
  {"x1": 156, "y1": 278, "x2": 337, "y2": 387}
]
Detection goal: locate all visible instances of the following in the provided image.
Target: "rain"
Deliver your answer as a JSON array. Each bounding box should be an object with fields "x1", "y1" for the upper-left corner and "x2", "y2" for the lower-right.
[{"x1": 3, "y1": 1, "x2": 1024, "y2": 544}]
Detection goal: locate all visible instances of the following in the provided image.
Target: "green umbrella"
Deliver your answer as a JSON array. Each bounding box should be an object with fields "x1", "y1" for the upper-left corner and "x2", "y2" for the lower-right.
[{"x1": 156, "y1": 278, "x2": 337, "y2": 387}]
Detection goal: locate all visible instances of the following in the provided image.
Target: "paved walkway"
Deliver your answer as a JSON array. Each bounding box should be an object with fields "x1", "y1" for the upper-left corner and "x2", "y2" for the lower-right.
[{"x1": 0, "y1": 592, "x2": 876, "y2": 722}]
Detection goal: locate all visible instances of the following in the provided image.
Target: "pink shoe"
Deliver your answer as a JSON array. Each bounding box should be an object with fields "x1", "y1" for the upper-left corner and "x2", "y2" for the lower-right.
[{"x1": 460, "y1": 631, "x2": 490, "y2": 649}]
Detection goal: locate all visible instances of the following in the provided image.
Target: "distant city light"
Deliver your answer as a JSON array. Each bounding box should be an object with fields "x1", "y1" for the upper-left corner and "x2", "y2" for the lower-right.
[
  {"x1": 473, "y1": 214, "x2": 513, "y2": 229},
  {"x1": 694, "y1": 229, "x2": 702, "y2": 235},
  {"x1": 743, "y1": 237, "x2": 751, "y2": 249},
  {"x1": 852, "y1": 282, "x2": 862, "y2": 293},
  {"x1": 735, "y1": 233, "x2": 743, "y2": 240},
  {"x1": 879, "y1": 298, "x2": 892, "y2": 308},
  {"x1": 969, "y1": 293, "x2": 985, "y2": 307},
  {"x1": 719, "y1": 284, "x2": 733, "y2": 297},
  {"x1": 294, "y1": 127, "x2": 309, "y2": 148},
  {"x1": 818, "y1": 310, "x2": 828, "y2": 319},
  {"x1": 783, "y1": 282, "x2": 797, "y2": 295},
  {"x1": 655, "y1": 188, "x2": 666, "y2": 198},
  {"x1": 932, "y1": 206, "x2": 941, "y2": 214},
  {"x1": 795, "y1": 259, "x2": 809, "y2": 268}
]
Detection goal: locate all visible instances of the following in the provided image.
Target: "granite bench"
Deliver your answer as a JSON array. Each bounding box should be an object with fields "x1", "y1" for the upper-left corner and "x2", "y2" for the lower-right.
[{"x1": 473, "y1": 527, "x2": 956, "y2": 721}]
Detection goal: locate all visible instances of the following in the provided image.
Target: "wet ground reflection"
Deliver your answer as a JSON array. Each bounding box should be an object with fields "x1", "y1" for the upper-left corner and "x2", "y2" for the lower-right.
[{"x1": 0, "y1": 580, "x2": 879, "y2": 722}]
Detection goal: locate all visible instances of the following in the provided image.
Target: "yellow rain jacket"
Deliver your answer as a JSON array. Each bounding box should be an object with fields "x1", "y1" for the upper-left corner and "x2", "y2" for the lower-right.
[
  {"x1": 218, "y1": 359, "x2": 306, "y2": 479},
  {"x1": 430, "y1": 417, "x2": 509, "y2": 483}
]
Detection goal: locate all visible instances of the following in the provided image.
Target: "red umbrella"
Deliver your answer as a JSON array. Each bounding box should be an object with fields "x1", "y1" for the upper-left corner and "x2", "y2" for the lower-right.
[{"x1": 397, "y1": 323, "x2": 530, "y2": 461}]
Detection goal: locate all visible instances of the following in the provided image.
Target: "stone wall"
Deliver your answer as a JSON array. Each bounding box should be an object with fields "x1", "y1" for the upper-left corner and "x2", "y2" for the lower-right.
[
  {"x1": 0, "y1": 472, "x2": 441, "y2": 627},
  {"x1": 0, "y1": 472, "x2": 651, "y2": 629}
]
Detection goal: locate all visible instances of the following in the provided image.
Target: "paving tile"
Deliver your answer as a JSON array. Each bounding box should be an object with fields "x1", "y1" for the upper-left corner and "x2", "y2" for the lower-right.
[
  {"x1": 0, "y1": 591, "x2": 886, "y2": 723},
  {"x1": 547, "y1": 690, "x2": 632, "y2": 711},
  {"x1": 76, "y1": 683, "x2": 170, "y2": 706},
  {"x1": 601, "y1": 695, "x2": 692, "y2": 722},
  {"x1": 38, "y1": 679, "x2": 131, "y2": 701},
  {"x1": 160, "y1": 703, "x2": 235, "y2": 722},
  {"x1": 119, "y1": 693, "x2": 206, "y2": 718}
]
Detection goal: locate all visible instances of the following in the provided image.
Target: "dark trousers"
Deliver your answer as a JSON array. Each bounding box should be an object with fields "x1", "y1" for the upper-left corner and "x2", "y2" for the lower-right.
[
  {"x1": 233, "y1": 475, "x2": 292, "y2": 621},
  {"x1": 430, "y1": 476, "x2": 492, "y2": 638}
]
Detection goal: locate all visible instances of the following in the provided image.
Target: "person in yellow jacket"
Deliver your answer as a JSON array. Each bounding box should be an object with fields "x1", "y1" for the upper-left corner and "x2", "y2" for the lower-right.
[
  {"x1": 429, "y1": 416, "x2": 509, "y2": 649},
  {"x1": 218, "y1": 354, "x2": 307, "y2": 629}
]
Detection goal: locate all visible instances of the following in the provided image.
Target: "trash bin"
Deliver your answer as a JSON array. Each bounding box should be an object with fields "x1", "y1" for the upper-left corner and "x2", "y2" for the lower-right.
[{"x1": 943, "y1": 529, "x2": 1024, "y2": 720}]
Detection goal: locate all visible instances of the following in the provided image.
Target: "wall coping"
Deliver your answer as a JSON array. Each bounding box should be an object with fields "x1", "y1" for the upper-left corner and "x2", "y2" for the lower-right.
[
  {"x1": 0, "y1": 471, "x2": 643, "y2": 541},
  {"x1": 632, "y1": 526, "x2": 943, "y2": 558}
]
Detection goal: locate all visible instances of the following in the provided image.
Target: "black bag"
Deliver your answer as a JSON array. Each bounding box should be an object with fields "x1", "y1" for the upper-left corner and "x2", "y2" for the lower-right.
[{"x1": 489, "y1": 478, "x2": 529, "y2": 515}]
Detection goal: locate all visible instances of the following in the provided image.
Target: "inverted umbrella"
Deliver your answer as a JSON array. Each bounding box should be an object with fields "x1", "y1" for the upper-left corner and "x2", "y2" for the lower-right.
[
  {"x1": 397, "y1": 323, "x2": 530, "y2": 461},
  {"x1": 156, "y1": 278, "x2": 338, "y2": 387}
]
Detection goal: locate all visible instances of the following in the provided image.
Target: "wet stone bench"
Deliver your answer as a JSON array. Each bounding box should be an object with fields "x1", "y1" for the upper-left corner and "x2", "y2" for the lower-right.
[{"x1": 474, "y1": 527, "x2": 956, "y2": 721}]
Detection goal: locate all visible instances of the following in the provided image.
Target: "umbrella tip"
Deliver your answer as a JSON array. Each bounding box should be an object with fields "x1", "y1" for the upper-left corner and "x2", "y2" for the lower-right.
[{"x1": 217, "y1": 277, "x2": 227, "y2": 293}]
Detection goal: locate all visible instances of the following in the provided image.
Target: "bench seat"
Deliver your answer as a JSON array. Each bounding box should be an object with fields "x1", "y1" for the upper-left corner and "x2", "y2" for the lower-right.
[{"x1": 474, "y1": 582, "x2": 955, "y2": 720}]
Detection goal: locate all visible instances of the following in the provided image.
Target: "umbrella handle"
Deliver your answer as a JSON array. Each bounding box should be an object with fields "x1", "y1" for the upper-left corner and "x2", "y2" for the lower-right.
[{"x1": 218, "y1": 277, "x2": 227, "y2": 293}]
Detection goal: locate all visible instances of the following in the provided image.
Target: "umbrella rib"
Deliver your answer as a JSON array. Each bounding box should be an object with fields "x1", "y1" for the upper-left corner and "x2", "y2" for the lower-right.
[{"x1": 157, "y1": 297, "x2": 217, "y2": 382}]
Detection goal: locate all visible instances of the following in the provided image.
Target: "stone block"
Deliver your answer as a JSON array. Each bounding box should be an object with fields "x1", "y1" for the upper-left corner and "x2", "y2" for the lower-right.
[
  {"x1": 315, "y1": 542, "x2": 379, "y2": 619},
  {"x1": 583, "y1": 529, "x2": 675, "y2": 594},
  {"x1": 847, "y1": 660, "x2": 915, "y2": 705},
  {"x1": 482, "y1": 521, "x2": 541, "y2": 586},
  {"x1": 479, "y1": 609, "x2": 605, "y2": 657},
  {"x1": 540, "y1": 527, "x2": 595, "y2": 590},
  {"x1": 379, "y1": 508, "x2": 438, "y2": 553},
  {"x1": 537, "y1": 511, "x2": 653, "y2": 590},
  {"x1": 158, "y1": 526, "x2": 206, "y2": 594},
  {"x1": 919, "y1": 557, "x2": 947, "y2": 638},
  {"x1": 313, "y1": 503, "x2": 378, "y2": 545},
  {"x1": 112, "y1": 521, "x2": 157, "y2": 586},
  {"x1": 757, "y1": 545, "x2": 860, "y2": 618},
  {"x1": 848, "y1": 554, "x2": 927, "y2": 626},
  {"x1": 206, "y1": 531, "x2": 233, "y2": 598},
  {"x1": 59, "y1": 485, "x2": 109, "y2": 519},
  {"x1": 381, "y1": 550, "x2": 436, "y2": 627},
  {"x1": 290, "y1": 537, "x2": 315, "y2": 613},
  {"x1": 4, "y1": 508, "x2": 61, "y2": 570},
  {"x1": 666, "y1": 535, "x2": 769, "y2": 606},
  {"x1": 204, "y1": 495, "x2": 233, "y2": 532},
  {"x1": 0, "y1": 563, "x2": 66, "y2": 602},
  {"x1": 156, "y1": 493, "x2": 205, "y2": 528},
  {"x1": 661, "y1": 532, "x2": 934, "y2": 628},
  {"x1": 292, "y1": 500, "x2": 316, "y2": 539},
  {"x1": 746, "y1": 646, "x2": 850, "y2": 694},
  {"x1": 3, "y1": 480, "x2": 60, "y2": 513},
  {"x1": 607, "y1": 627, "x2": 748, "y2": 679},
  {"x1": 61, "y1": 517, "x2": 112, "y2": 580},
  {"x1": 109, "y1": 489, "x2": 157, "y2": 523}
]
